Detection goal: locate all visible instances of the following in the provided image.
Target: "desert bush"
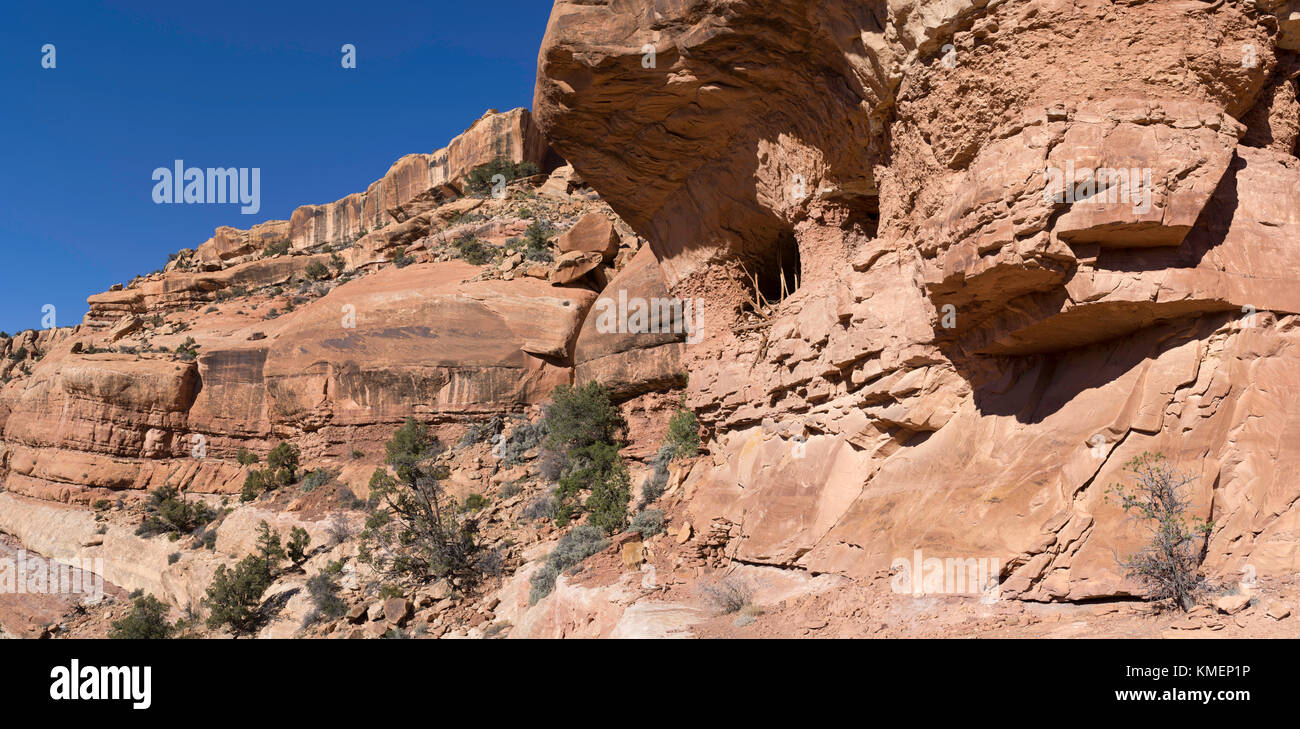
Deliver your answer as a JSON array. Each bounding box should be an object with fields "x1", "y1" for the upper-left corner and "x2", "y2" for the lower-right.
[
  {"x1": 700, "y1": 576, "x2": 754, "y2": 615},
  {"x1": 528, "y1": 524, "x2": 608, "y2": 604},
  {"x1": 465, "y1": 158, "x2": 539, "y2": 196},
  {"x1": 305, "y1": 561, "x2": 346, "y2": 623},
  {"x1": 459, "y1": 415, "x2": 503, "y2": 447},
  {"x1": 639, "y1": 445, "x2": 674, "y2": 506},
  {"x1": 628, "y1": 508, "x2": 665, "y2": 537},
  {"x1": 301, "y1": 467, "x2": 334, "y2": 493},
  {"x1": 1105, "y1": 452, "x2": 1212, "y2": 611},
  {"x1": 521, "y1": 492, "x2": 556, "y2": 521},
  {"x1": 173, "y1": 336, "x2": 199, "y2": 360},
  {"x1": 461, "y1": 493, "x2": 489, "y2": 512},
  {"x1": 262, "y1": 239, "x2": 291, "y2": 257},
  {"x1": 452, "y1": 236, "x2": 493, "y2": 265},
  {"x1": 556, "y1": 443, "x2": 630, "y2": 534},
  {"x1": 391, "y1": 245, "x2": 415, "y2": 268},
  {"x1": 305, "y1": 260, "x2": 330, "y2": 280},
  {"x1": 235, "y1": 447, "x2": 259, "y2": 466},
  {"x1": 543, "y1": 381, "x2": 625, "y2": 463},
  {"x1": 521, "y1": 221, "x2": 554, "y2": 262},
  {"x1": 326, "y1": 514, "x2": 354, "y2": 546},
  {"x1": 664, "y1": 406, "x2": 700, "y2": 459},
  {"x1": 240, "y1": 442, "x2": 300, "y2": 502},
  {"x1": 499, "y1": 420, "x2": 546, "y2": 466},
  {"x1": 108, "y1": 594, "x2": 175, "y2": 639},
  {"x1": 255, "y1": 520, "x2": 285, "y2": 565},
  {"x1": 135, "y1": 486, "x2": 216, "y2": 538},
  {"x1": 358, "y1": 418, "x2": 486, "y2": 593},
  {"x1": 286, "y1": 526, "x2": 311, "y2": 566}
]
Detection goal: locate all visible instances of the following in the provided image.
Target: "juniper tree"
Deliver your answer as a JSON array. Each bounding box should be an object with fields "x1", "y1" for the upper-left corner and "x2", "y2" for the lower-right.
[{"x1": 359, "y1": 418, "x2": 485, "y2": 593}]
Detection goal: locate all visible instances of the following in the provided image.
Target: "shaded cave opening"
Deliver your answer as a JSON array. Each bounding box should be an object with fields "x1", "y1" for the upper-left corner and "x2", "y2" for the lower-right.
[{"x1": 742, "y1": 229, "x2": 802, "y2": 314}]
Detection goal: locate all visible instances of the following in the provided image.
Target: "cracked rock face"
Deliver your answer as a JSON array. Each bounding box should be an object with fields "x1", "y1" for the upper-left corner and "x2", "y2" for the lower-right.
[{"x1": 537, "y1": 0, "x2": 1300, "y2": 600}]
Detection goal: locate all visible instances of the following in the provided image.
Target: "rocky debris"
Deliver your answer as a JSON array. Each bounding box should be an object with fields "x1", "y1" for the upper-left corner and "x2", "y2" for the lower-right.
[{"x1": 1266, "y1": 603, "x2": 1292, "y2": 620}]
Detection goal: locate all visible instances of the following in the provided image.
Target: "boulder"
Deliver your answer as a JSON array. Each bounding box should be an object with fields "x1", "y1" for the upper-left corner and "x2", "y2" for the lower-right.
[
  {"x1": 382, "y1": 598, "x2": 413, "y2": 626},
  {"x1": 550, "y1": 251, "x2": 604, "y2": 286},
  {"x1": 556, "y1": 213, "x2": 618, "y2": 261}
]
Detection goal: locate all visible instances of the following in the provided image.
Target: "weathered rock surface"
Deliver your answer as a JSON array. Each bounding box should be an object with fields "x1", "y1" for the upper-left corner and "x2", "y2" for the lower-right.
[{"x1": 537, "y1": 0, "x2": 1300, "y2": 601}]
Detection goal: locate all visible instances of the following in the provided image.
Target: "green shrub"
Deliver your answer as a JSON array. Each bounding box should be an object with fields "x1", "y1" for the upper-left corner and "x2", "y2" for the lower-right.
[
  {"x1": 235, "y1": 447, "x2": 259, "y2": 466},
  {"x1": 241, "y1": 442, "x2": 301, "y2": 501},
  {"x1": 135, "y1": 486, "x2": 216, "y2": 538},
  {"x1": 521, "y1": 221, "x2": 554, "y2": 262},
  {"x1": 664, "y1": 406, "x2": 700, "y2": 459},
  {"x1": 173, "y1": 337, "x2": 200, "y2": 360},
  {"x1": 256, "y1": 520, "x2": 285, "y2": 565},
  {"x1": 554, "y1": 443, "x2": 630, "y2": 534},
  {"x1": 628, "y1": 508, "x2": 666, "y2": 537},
  {"x1": 391, "y1": 245, "x2": 415, "y2": 268},
  {"x1": 305, "y1": 561, "x2": 346, "y2": 623},
  {"x1": 305, "y1": 260, "x2": 330, "y2": 280},
  {"x1": 465, "y1": 158, "x2": 540, "y2": 196},
  {"x1": 287, "y1": 526, "x2": 311, "y2": 566},
  {"x1": 301, "y1": 468, "x2": 334, "y2": 493},
  {"x1": 528, "y1": 524, "x2": 608, "y2": 604},
  {"x1": 543, "y1": 382, "x2": 625, "y2": 463},
  {"x1": 461, "y1": 493, "x2": 489, "y2": 512},
  {"x1": 452, "y1": 236, "x2": 493, "y2": 265},
  {"x1": 240, "y1": 469, "x2": 268, "y2": 502},
  {"x1": 262, "y1": 239, "x2": 291, "y2": 258},
  {"x1": 108, "y1": 594, "x2": 175, "y2": 639}
]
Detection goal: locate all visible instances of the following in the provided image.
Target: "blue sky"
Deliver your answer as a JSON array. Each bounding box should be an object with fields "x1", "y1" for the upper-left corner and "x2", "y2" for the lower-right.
[{"x1": 0, "y1": 0, "x2": 552, "y2": 334}]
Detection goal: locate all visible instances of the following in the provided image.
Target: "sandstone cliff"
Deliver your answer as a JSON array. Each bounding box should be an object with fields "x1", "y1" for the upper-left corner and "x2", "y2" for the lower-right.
[{"x1": 535, "y1": 0, "x2": 1300, "y2": 603}]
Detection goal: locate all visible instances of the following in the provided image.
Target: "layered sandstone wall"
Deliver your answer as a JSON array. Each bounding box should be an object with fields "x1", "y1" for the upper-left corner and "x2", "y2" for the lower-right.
[{"x1": 535, "y1": 0, "x2": 1300, "y2": 600}]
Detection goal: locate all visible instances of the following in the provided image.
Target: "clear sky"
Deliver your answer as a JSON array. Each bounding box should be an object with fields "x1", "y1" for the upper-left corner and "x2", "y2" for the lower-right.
[{"x1": 0, "y1": 0, "x2": 553, "y2": 334}]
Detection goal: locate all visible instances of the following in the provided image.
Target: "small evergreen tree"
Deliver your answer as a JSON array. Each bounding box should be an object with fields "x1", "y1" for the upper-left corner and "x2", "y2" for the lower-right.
[
  {"x1": 203, "y1": 555, "x2": 273, "y2": 637},
  {"x1": 108, "y1": 594, "x2": 175, "y2": 639},
  {"x1": 286, "y1": 526, "x2": 311, "y2": 566}
]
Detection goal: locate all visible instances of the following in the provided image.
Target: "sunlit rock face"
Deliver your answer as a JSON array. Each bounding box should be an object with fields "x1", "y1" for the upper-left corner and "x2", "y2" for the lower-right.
[{"x1": 537, "y1": 0, "x2": 1300, "y2": 600}]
